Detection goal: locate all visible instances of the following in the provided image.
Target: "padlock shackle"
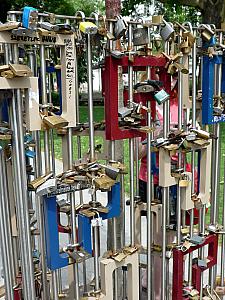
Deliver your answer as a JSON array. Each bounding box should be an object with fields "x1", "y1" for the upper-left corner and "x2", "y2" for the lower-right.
[
  {"x1": 75, "y1": 11, "x2": 85, "y2": 22},
  {"x1": 182, "y1": 21, "x2": 193, "y2": 33},
  {"x1": 89, "y1": 12, "x2": 99, "y2": 25}
]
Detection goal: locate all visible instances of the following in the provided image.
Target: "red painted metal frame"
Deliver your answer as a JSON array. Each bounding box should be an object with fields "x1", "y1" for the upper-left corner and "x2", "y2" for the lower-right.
[
  {"x1": 103, "y1": 55, "x2": 171, "y2": 140},
  {"x1": 172, "y1": 234, "x2": 218, "y2": 300}
]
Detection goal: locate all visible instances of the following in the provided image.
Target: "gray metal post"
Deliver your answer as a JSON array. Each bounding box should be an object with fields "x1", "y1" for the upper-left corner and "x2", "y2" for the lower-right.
[
  {"x1": 86, "y1": 33, "x2": 100, "y2": 292},
  {"x1": 0, "y1": 148, "x2": 15, "y2": 299}
]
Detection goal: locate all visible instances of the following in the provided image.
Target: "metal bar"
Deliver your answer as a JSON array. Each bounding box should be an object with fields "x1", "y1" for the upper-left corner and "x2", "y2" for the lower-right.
[
  {"x1": 188, "y1": 29, "x2": 197, "y2": 286},
  {"x1": 128, "y1": 23, "x2": 135, "y2": 247},
  {"x1": 0, "y1": 149, "x2": 14, "y2": 300},
  {"x1": 68, "y1": 128, "x2": 80, "y2": 299},
  {"x1": 146, "y1": 67, "x2": 153, "y2": 299},
  {"x1": 86, "y1": 33, "x2": 100, "y2": 292}
]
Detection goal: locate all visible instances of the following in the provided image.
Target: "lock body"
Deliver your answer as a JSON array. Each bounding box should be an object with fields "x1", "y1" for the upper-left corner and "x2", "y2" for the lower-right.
[
  {"x1": 154, "y1": 89, "x2": 170, "y2": 105},
  {"x1": 22, "y1": 6, "x2": 38, "y2": 30}
]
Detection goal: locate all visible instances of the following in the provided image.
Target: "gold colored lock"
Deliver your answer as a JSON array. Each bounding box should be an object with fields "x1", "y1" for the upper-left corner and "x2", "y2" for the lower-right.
[
  {"x1": 179, "y1": 179, "x2": 189, "y2": 187},
  {"x1": 182, "y1": 31, "x2": 195, "y2": 47},
  {"x1": 94, "y1": 174, "x2": 115, "y2": 190},
  {"x1": 1, "y1": 70, "x2": 14, "y2": 79},
  {"x1": 180, "y1": 38, "x2": 191, "y2": 54},
  {"x1": 41, "y1": 112, "x2": 69, "y2": 129},
  {"x1": 152, "y1": 15, "x2": 163, "y2": 24},
  {"x1": 28, "y1": 172, "x2": 53, "y2": 190},
  {"x1": 0, "y1": 21, "x2": 20, "y2": 31},
  {"x1": 9, "y1": 64, "x2": 33, "y2": 77},
  {"x1": 172, "y1": 62, "x2": 189, "y2": 74}
]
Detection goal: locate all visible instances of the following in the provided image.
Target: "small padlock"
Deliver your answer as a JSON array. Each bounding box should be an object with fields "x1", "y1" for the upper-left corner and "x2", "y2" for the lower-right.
[
  {"x1": 94, "y1": 174, "x2": 115, "y2": 190},
  {"x1": 160, "y1": 20, "x2": 174, "y2": 41},
  {"x1": 133, "y1": 27, "x2": 149, "y2": 46},
  {"x1": 154, "y1": 89, "x2": 170, "y2": 105},
  {"x1": 114, "y1": 15, "x2": 128, "y2": 40},
  {"x1": 172, "y1": 62, "x2": 189, "y2": 74},
  {"x1": 38, "y1": 22, "x2": 59, "y2": 32},
  {"x1": 180, "y1": 38, "x2": 191, "y2": 54},
  {"x1": 22, "y1": 6, "x2": 38, "y2": 30}
]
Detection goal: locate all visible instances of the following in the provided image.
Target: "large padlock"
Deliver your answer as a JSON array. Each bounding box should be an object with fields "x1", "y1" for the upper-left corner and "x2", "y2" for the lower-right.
[
  {"x1": 79, "y1": 21, "x2": 98, "y2": 35},
  {"x1": 9, "y1": 64, "x2": 33, "y2": 77},
  {"x1": 133, "y1": 27, "x2": 149, "y2": 46},
  {"x1": 74, "y1": 11, "x2": 85, "y2": 41},
  {"x1": 199, "y1": 24, "x2": 214, "y2": 42},
  {"x1": 22, "y1": 6, "x2": 38, "y2": 30},
  {"x1": 154, "y1": 89, "x2": 170, "y2": 105},
  {"x1": 114, "y1": 15, "x2": 128, "y2": 40},
  {"x1": 0, "y1": 21, "x2": 20, "y2": 32},
  {"x1": 89, "y1": 12, "x2": 102, "y2": 46},
  {"x1": 152, "y1": 15, "x2": 163, "y2": 24},
  {"x1": 160, "y1": 20, "x2": 174, "y2": 41},
  {"x1": 41, "y1": 112, "x2": 69, "y2": 129}
]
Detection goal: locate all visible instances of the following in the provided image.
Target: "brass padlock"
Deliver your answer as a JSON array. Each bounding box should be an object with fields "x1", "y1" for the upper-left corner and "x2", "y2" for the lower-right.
[
  {"x1": 1, "y1": 70, "x2": 14, "y2": 79},
  {"x1": 0, "y1": 21, "x2": 20, "y2": 31},
  {"x1": 180, "y1": 38, "x2": 191, "y2": 54},
  {"x1": 41, "y1": 112, "x2": 69, "y2": 129},
  {"x1": 133, "y1": 27, "x2": 149, "y2": 46},
  {"x1": 172, "y1": 62, "x2": 189, "y2": 74},
  {"x1": 9, "y1": 64, "x2": 33, "y2": 77},
  {"x1": 94, "y1": 174, "x2": 115, "y2": 190},
  {"x1": 199, "y1": 24, "x2": 214, "y2": 42},
  {"x1": 152, "y1": 15, "x2": 163, "y2": 24}
]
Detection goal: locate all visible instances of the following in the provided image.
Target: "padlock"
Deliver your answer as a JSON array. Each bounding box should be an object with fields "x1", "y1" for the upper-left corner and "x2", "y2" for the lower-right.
[
  {"x1": 114, "y1": 15, "x2": 128, "y2": 40},
  {"x1": 197, "y1": 259, "x2": 207, "y2": 268},
  {"x1": 0, "y1": 21, "x2": 20, "y2": 32},
  {"x1": 22, "y1": 6, "x2": 38, "y2": 30},
  {"x1": 28, "y1": 172, "x2": 53, "y2": 190},
  {"x1": 133, "y1": 27, "x2": 149, "y2": 46},
  {"x1": 172, "y1": 62, "x2": 189, "y2": 74},
  {"x1": 1, "y1": 70, "x2": 14, "y2": 79},
  {"x1": 111, "y1": 50, "x2": 124, "y2": 59},
  {"x1": 154, "y1": 89, "x2": 170, "y2": 105},
  {"x1": 118, "y1": 107, "x2": 133, "y2": 118},
  {"x1": 9, "y1": 64, "x2": 33, "y2": 77},
  {"x1": 94, "y1": 174, "x2": 115, "y2": 190},
  {"x1": 74, "y1": 11, "x2": 86, "y2": 41},
  {"x1": 97, "y1": 15, "x2": 107, "y2": 36},
  {"x1": 38, "y1": 22, "x2": 59, "y2": 32},
  {"x1": 160, "y1": 20, "x2": 174, "y2": 41},
  {"x1": 152, "y1": 15, "x2": 163, "y2": 24},
  {"x1": 12, "y1": 27, "x2": 35, "y2": 36},
  {"x1": 101, "y1": 164, "x2": 120, "y2": 180},
  {"x1": 56, "y1": 24, "x2": 72, "y2": 33},
  {"x1": 199, "y1": 24, "x2": 214, "y2": 42},
  {"x1": 36, "y1": 178, "x2": 57, "y2": 196},
  {"x1": 152, "y1": 33, "x2": 162, "y2": 51},
  {"x1": 79, "y1": 21, "x2": 98, "y2": 35},
  {"x1": 25, "y1": 149, "x2": 36, "y2": 159},
  {"x1": 40, "y1": 112, "x2": 69, "y2": 129},
  {"x1": 176, "y1": 22, "x2": 196, "y2": 48},
  {"x1": 189, "y1": 235, "x2": 204, "y2": 245},
  {"x1": 180, "y1": 38, "x2": 191, "y2": 54}
]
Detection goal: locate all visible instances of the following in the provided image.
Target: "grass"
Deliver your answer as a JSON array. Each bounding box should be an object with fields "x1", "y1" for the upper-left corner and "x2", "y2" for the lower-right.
[{"x1": 47, "y1": 105, "x2": 225, "y2": 225}]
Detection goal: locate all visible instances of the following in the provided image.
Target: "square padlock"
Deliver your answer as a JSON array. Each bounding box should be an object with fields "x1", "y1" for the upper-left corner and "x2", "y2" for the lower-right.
[{"x1": 154, "y1": 89, "x2": 170, "y2": 105}]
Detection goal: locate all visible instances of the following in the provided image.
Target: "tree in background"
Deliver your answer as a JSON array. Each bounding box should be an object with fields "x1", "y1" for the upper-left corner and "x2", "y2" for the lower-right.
[
  {"x1": 122, "y1": 0, "x2": 225, "y2": 26},
  {"x1": 0, "y1": 0, "x2": 104, "y2": 22}
]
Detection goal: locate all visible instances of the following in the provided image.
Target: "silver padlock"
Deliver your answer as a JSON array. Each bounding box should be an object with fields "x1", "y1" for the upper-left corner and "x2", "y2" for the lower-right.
[
  {"x1": 160, "y1": 20, "x2": 174, "y2": 41},
  {"x1": 133, "y1": 27, "x2": 149, "y2": 46},
  {"x1": 36, "y1": 178, "x2": 57, "y2": 196},
  {"x1": 114, "y1": 15, "x2": 128, "y2": 40}
]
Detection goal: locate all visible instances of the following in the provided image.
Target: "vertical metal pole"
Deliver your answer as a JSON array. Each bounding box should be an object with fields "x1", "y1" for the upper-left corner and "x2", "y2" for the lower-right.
[
  {"x1": 128, "y1": 23, "x2": 135, "y2": 246},
  {"x1": 210, "y1": 32, "x2": 222, "y2": 290},
  {"x1": 39, "y1": 16, "x2": 58, "y2": 299},
  {"x1": 68, "y1": 128, "x2": 80, "y2": 299},
  {"x1": 161, "y1": 42, "x2": 170, "y2": 300},
  {"x1": 188, "y1": 29, "x2": 197, "y2": 286},
  {"x1": 9, "y1": 18, "x2": 36, "y2": 298},
  {"x1": 10, "y1": 90, "x2": 36, "y2": 300},
  {"x1": 221, "y1": 152, "x2": 225, "y2": 286},
  {"x1": 0, "y1": 148, "x2": 15, "y2": 300},
  {"x1": 87, "y1": 33, "x2": 100, "y2": 292},
  {"x1": 28, "y1": 49, "x2": 49, "y2": 300},
  {"x1": 146, "y1": 65, "x2": 153, "y2": 299}
]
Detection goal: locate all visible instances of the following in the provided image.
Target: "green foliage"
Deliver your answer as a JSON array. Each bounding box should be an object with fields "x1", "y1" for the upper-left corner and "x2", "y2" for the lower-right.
[{"x1": 122, "y1": 0, "x2": 201, "y2": 25}]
